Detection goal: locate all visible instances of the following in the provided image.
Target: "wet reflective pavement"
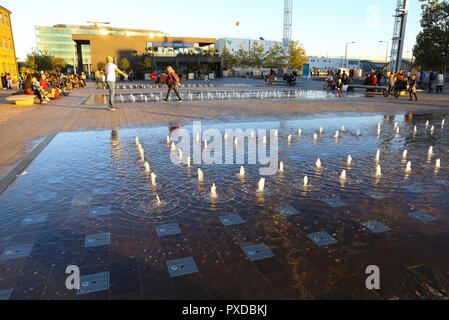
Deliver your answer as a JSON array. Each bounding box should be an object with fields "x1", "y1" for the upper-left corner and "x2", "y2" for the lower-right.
[{"x1": 0, "y1": 112, "x2": 448, "y2": 300}]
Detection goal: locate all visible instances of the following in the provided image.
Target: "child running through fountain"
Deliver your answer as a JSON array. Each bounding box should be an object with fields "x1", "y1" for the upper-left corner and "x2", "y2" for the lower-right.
[{"x1": 162, "y1": 66, "x2": 183, "y2": 103}]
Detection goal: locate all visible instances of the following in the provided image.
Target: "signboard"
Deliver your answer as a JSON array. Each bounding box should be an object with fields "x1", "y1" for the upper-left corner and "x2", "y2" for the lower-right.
[{"x1": 302, "y1": 64, "x2": 310, "y2": 77}]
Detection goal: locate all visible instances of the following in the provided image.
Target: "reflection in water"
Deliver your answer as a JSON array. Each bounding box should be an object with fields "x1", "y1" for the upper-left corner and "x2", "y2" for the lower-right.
[{"x1": 1, "y1": 112, "x2": 449, "y2": 299}]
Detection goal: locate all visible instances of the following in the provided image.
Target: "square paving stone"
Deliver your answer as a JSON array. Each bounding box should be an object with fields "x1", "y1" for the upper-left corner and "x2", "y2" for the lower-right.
[
  {"x1": 361, "y1": 221, "x2": 391, "y2": 234},
  {"x1": 77, "y1": 272, "x2": 110, "y2": 295},
  {"x1": 307, "y1": 232, "x2": 338, "y2": 247},
  {"x1": 219, "y1": 214, "x2": 244, "y2": 226},
  {"x1": 156, "y1": 223, "x2": 181, "y2": 237},
  {"x1": 275, "y1": 206, "x2": 299, "y2": 217},
  {"x1": 21, "y1": 214, "x2": 48, "y2": 225},
  {"x1": 408, "y1": 211, "x2": 437, "y2": 223},
  {"x1": 0, "y1": 244, "x2": 34, "y2": 261},
  {"x1": 321, "y1": 198, "x2": 346, "y2": 208},
  {"x1": 241, "y1": 243, "x2": 275, "y2": 261},
  {"x1": 166, "y1": 257, "x2": 198, "y2": 278},
  {"x1": 0, "y1": 289, "x2": 13, "y2": 300},
  {"x1": 85, "y1": 233, "x2": 110, "y2": 247},
  {"x1": 90, "y1": 206, "x2": 111, "y2": 217}
]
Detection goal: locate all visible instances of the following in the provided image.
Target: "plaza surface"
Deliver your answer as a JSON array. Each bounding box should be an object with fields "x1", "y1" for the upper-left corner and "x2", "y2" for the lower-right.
[{"x1": 0, "y1": 78, "x2": 448, "y2": 300}]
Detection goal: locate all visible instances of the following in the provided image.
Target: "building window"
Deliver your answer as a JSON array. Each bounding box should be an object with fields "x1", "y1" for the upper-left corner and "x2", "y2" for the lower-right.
[{"x1": 8, "y1": 39, "x2": 11, "y2": 50}]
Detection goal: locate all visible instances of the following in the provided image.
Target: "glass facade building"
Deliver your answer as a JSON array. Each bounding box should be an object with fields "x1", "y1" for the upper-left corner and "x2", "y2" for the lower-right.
[{"x1": 35, "y1": 25, "x2": 96, "y2": 69}]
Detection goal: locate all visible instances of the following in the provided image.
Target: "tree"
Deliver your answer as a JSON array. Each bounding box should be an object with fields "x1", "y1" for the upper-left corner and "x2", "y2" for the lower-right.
[
  {"x1": 97, "y1": 61, "x2": 106, "y2": 71},
  {"x1": 54, "y1": 58, "x2": 67, "y2": 72},
  {"x1": 221, "y1": 47, "x2": 238, "y2": 70},
  {"x1": 119, "y1": 58, "x2": 130, "y2": 71},
  {"x1": 413, "y1": 2, "x2": 449, "y2": 74},
  {"x1": 248, "y1": 43, "x2": 265, "y2": 68},
  {"x1": 142, "y1": 57, "x2": 152, "y2": 72},
  {"x1": 25, "y1": 50, "x2": 53, "y2": 73},
  {"x1": 287, "y1": 41, "x2": 308, "y2": 70},
  {"x1": 264, "y1": 44, "x2": 286, "y2": 69},
  {"x1": 236, "y1": 44, "x2": 250, "y2": 68}
]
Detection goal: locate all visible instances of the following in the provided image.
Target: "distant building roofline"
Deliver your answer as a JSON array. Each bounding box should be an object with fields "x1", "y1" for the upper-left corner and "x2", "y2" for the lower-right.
[
  {"x1": 0, "y1": 5, "x2": 12, "y2": 13},
  {"x1": 36, "y1": 24, "x2": 165, "y2": 35}
]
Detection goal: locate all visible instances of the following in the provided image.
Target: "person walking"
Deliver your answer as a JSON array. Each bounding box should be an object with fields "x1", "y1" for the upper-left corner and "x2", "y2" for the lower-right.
[
  {"x1": 105, "y1": 56, "x2": 128, "y2": 111},
  {"x1": 162, "y1": 66, "x2": 182, "y2": 103},
  {"x1": 409, "y1": 74, "x2": 418, "y2": 101},
  {"x1": 436, "y1": 71, "x2": 444, "y2": 93},
  {"x1": 428, "y1": 70, "x2": 436, "y2": 93}
]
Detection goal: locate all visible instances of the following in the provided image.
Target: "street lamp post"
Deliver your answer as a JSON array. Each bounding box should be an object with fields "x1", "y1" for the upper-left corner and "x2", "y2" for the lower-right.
[
  {"x1": 379, "y1": 41, "x2": 390, "y2": 68},
  {"x1": 344, "y1": 42, "x2": 356, "y2": 68}
]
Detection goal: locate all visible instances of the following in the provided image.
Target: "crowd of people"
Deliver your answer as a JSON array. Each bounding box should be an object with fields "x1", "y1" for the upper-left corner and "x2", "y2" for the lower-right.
[
  {"x1": 324, "y1": 66, "x2": 445, "y2": 101},
  {"x1": 14, "y1": 71, "x2": 88, "y2": 104}
]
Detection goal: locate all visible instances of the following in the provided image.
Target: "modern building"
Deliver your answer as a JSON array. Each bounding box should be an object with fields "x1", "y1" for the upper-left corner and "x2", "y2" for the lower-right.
[
  {"x1": 0, "y1": 6, "x2": 18, "y2": 80},
  {"x1": 216, "y1": 37, "x2": 281, "y2": 54},
  {"x1": 307, "y1": 56, "x2": 361, "y2": 72},
  {"x1": 36, "y1": 24, "x2": 222, "y2": 77}
]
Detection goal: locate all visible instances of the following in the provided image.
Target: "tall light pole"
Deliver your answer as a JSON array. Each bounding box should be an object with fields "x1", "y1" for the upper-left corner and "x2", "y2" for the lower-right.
[
  {"x1": 379, "y1": 41, "x2": 390, "y2": 68},
  {"x1": 344, "y1": 42, "x2": 356, "y2": 68}
]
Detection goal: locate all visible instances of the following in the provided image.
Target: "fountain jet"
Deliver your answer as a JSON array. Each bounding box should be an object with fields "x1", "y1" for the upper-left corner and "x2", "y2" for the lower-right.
[
  {"x1": 144, "y1": 162, "x2": 150, "y2": 172},
  {"x1": 239, "y1": 166, "x2": 245, "y2": 177},
  {"x1": 198, "y1": 168, "x2": 204, "y2": 182},
  {"x1": 405, "y1": 161, "x2": 412, "y2": 174},
  {"x1": 316, "y1": 158, "x2": 322, "y2": 169},
  {"x1": 258, "y1": 178, "x2": 265, "y2": 192},
  {"x1": 376, "y1": 165, "x2": 382, "y2": 177},
  {"x1": 151, "y1": 172, "x2": 157, "y2": 186},
  {"x1": 211, "y1": 184, "x2": 217, "y2": 198},
  {"x1": 347, "y1": 155, "x2": 353, "y2": 166},
  {"x1": 340, "y1": 170, "x2": 347, "y2": 180}
]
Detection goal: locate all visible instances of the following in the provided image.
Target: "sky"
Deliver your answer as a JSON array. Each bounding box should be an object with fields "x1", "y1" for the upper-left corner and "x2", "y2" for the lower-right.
[{"x1": 3, "y1": 0, "x2": 424, "y2": 61}]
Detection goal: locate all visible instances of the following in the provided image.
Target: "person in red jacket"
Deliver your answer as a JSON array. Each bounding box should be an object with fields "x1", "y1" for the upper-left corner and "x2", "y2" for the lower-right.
[{"x1": 162, "y1": 66, "x2": 182, "y2": 103}]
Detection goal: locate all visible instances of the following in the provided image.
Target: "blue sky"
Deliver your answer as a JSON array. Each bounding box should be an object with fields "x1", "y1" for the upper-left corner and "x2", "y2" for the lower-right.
[{"x1": 4, "y1": 0, "x2": 423, "y2": 61}]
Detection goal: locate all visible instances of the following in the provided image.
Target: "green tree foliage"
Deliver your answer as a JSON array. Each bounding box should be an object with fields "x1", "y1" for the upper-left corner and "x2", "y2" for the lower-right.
[
  {"x1": 54, "y1": 58, "x2": 67, "y2": 72},
  {"x1": 248, "y1": 43, "x2": 265, "y2": 68},
  {"x1": 25, "y1": 51, "x2": 53, "y2": 73},
  {"x1": 97, "y1": 61, "x2": 106, "y2": 71},
  {"x1": 287, "y1": 41, "x2": 308, "y2": 70},
  {"x1": 413, "y1": 2, "x2": 449, "y2": 73},
  {"x1": 264, "y1": 43, "x2": 286, "y2": 69},
  {"x1": 119, "y1": 58, "x2": 130, "y2": 71},
  {"x1": 142, "y1": 57, "x2": 152, "y2": 72},
  {"x1": 221, "y1": 47, "x2": 238, "y2": 69},
  {"x1": 236, "y1": 44, "x2": 250, "y2": 68}
]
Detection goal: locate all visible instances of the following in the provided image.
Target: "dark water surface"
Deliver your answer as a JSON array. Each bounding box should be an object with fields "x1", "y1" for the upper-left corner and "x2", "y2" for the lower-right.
[{"x1": 0, "y1": 112, "x2": 448, "y2": 300}]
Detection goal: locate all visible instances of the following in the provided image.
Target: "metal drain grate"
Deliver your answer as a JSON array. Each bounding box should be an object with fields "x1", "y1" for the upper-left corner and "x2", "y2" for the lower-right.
[
  {"x1": 275, "y1": 206, "x2": 299, "y2": 217},
  {"x1": 219, "y1": 214, "x2": 244, "y2": 226},
  {"x1": 85, "y1": 233, "x2": 110, "y2": 247},
  {"x1": 402, "y1": 186, "x2": 426, "y2": 194},
  {"x1": 321, "y1": 198, "x2": 346, "y2": 208},
  {"x1": 408, "y1": 211, "x2": 437, "y2": 223},
  {"x1": 156, "y1": 223, "x2": 181, "y2": 237},
  {"x1": 241, "y1": 243, "x2": 275, "y2": 261},
  {"x1": 365, "y1": 191, "x2": 385, "y2": 200},
  {"x1": 307, "y1": 232, "x2": 338, "y2": 247},
  {"x1": 166, "y1": 257, "x2": 198, "y2": 277},
  {"x1": 21, "y1": 214, "x2": 48, "y2": 225},
  {"x1": 77, "y1": 272, "x2": 110, "y2": 295},
  {"x1": 0, "y1": 288, "x2": 13, "y2": 300},
  {"x1": 92, "y1": 186, "x2": 112, "y2": 196},
  {"x1": 36, "y1": 192, "x2": 57, "y2": 202},
  {"x1": 90, "y1": 206, "x2": 111, "y2": 217},
  {"x1": 0, "y1": 244, "x2": 34, "y2": 261},
  {"x1": 361, "y1": 221, "x2": 391, "y2": 233}
]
